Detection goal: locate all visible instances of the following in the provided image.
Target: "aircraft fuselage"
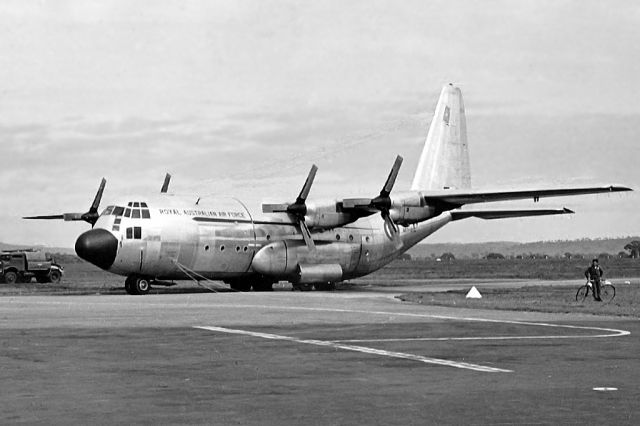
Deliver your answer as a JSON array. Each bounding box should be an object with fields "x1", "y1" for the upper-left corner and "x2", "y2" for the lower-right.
[{"x1": 75, "y1": 194, "x2": 451, "y2": 288}]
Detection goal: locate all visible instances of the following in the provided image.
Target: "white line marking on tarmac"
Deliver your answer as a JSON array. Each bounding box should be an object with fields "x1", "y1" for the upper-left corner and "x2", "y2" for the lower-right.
[{"x1": 194, "y1": 325, "x2": 512, "y2": 373}]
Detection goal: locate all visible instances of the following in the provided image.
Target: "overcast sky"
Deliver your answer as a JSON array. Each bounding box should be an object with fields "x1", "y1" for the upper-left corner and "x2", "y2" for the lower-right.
[{"x1": 1, "y1": 0, "x2": 638, "y2": 248}]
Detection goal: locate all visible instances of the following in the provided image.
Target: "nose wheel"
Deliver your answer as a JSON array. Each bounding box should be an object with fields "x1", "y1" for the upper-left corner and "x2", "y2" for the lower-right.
[{"x1": 125, "y1": 275, "x2": 151, "y2": 295}]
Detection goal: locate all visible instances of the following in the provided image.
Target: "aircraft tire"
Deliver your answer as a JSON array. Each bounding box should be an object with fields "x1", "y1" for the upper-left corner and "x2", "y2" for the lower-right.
[
  {"x1": 229, "y1": 282, "x2": 251, "y2": 292},
  {"x1": 314, "y1": 282, "x2": 336, "y2": 291},
  {"x1": 252, "y1": 281, "x2": 273, "y2": 292},
  {"x1": 134, "y1": 277, "x2": 151, "y2": 295},
  {"x1": 125, "y1": 276, "x2": 138, "y2": 295}
]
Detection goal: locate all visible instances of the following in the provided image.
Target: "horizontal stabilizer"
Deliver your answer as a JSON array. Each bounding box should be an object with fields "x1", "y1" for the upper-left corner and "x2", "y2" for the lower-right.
[
  {"x1": 425, "y1": 185, "x2": 632, "y2": 207},
  {"x1": 451, "y1": 207, "x2": 574, "y2": 221}
]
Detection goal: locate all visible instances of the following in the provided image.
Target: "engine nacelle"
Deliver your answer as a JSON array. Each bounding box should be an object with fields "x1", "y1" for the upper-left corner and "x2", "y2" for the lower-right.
[
  {"x1": 295, "y1": 264, "x2": 343, "y2": 284},
  {"x1": 304, "y1": 199, "x2": 358, "y2": 229},
  {"x1": 388, "y1": 192, "x2": 437, "y2": 225}
]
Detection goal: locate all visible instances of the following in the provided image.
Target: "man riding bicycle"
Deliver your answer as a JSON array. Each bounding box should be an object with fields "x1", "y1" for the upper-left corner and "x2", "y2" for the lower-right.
[{"x1": 584, "y1": 258, "x2": 604, "y2": 302}]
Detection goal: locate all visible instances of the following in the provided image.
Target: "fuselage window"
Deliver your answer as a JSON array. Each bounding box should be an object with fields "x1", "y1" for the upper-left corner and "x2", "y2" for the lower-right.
[
  {"x1": 141, "y1": 209, "x2": 150, "y2": 219},
  {"x1": 132, "y1": 209, "x2": 141, "y2": 219},
  {"x1": 124, "y1": 208, "x2": 131, "y2": 218}
]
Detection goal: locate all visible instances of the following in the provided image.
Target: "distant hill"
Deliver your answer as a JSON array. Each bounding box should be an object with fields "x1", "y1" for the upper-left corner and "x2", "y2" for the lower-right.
[
  {"x1": 2, "y1": 236, "x2": 639, "y2": 261},
  {"x1": 408, "y1": 237, "x2": 640, "y2": 259},
  {"x1": 0, "y1": 242, "x2": 76, "y2": 255}
]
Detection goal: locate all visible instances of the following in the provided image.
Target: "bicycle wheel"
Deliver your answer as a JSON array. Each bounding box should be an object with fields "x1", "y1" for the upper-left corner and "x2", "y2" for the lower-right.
[
  {"x1": 575, "y1": 285, "x2": 590, "y2": 302},
  {"x1": 600, "y1": 284, "x2": 615, "y2": 303}
]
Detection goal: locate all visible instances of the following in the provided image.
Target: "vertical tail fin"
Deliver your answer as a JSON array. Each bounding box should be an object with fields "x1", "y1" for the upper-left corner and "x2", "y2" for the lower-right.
[{"x1": 411, "y1": 84, "x2": 471, "y2": 191}]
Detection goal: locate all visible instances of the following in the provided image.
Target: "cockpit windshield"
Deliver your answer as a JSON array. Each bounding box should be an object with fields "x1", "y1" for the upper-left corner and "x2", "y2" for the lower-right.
[{"x1": 101, "y1": 203, "x2": 150, "y2": 219}]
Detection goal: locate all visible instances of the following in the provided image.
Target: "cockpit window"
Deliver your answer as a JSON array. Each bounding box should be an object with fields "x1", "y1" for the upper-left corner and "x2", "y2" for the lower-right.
[
  {"x1": 132, "y1": 209, "x2": 141, "y2": 219},
  {"x1": 113, "y1": 206, "x2": 124, "y2": 216},
  {"x1": 127, "y1": 202, "x2": 133, "y2": 207},
  {"x1": 141, "y1": 202, "x2": 148, "y2": 208},
  {"x1": 124, "y1": 208, "x2": 131, "y2": 218},
  {"x1": 142, "y1": 209, "x2": 150, "y2": 219},
  {"x1": 102, "y1": 206, "x2": 115, "y2": 216}
]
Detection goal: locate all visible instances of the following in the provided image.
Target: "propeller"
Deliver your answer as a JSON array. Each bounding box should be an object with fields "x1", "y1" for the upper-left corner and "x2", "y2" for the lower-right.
[
  {"x1": 160, "y1": 173, "x2": 171, "y2": 193},
  {"x1": 263, "y1": 165, "x2": 318, "y2": 250},
  {"x1": 23, "y1": 178, "x2": 107, "y2": 227},
  {"x1": 343, "y1": 155, "x2": 404, "y2": 248}
]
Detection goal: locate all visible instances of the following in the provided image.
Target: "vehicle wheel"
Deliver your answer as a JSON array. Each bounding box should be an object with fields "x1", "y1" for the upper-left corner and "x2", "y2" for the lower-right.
[
  {"x1": 49, "y1": 270, "x2": 62, "y2": 284},
  {"x1": 124, "y1": 276, "x2": 137, "y2": 294},
  {"x1": 601, "y1": 284, "x2": 615, "y2": 303},
  {"x1": 575, "y1": 285, "x2": 589, "y2": 302},
  {"x1": 134, "y1": 277, "x2": 151, "y2": 295},
  {"x1": 4, "y1": 271, "x2": 17, "y2": 285}
]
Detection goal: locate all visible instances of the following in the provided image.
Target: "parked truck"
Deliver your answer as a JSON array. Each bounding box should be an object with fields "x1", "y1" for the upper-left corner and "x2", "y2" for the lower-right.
[{"x1": 0, "y1": 249, "x2": 63, "y2": 284}]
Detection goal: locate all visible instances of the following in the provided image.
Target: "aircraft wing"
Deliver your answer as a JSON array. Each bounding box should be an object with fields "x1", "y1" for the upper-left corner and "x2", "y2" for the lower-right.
[
  {"x1": 423, "y1": 185, "x2": 631, "y2": 207},
  {"x1": 450, "y1": 207, "x2": 573, "y2": 221}
]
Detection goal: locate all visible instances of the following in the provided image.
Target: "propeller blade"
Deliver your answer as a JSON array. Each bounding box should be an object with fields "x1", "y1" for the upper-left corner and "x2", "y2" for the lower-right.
[
  {"x1": 23, "y1": 214, "x2": 65, "y2": 220},
  {"x1": 89, "y1": 178, "x2": 106, "y2": 214},
  {"x1": 382, "y1": 211, "x2": 403, "y2": 249},
  {"x1": 161, "y1": 173, "x2": 171, "y2": 193},
  {"x1": 295, "y1": 165, "x2": 318, "y2": 205},
  {"x1": 262, "y1": 203, "x2": 291, "y2": 213},
  {"x1": 380, "y1": 155, "x2": 403, "y2": 197},
  {"x1": 23, "y1": 178, "x2": 106, "y2": 227},
  {"x1": 298, "y1": 219, "x2": 316, "y2": 251}
]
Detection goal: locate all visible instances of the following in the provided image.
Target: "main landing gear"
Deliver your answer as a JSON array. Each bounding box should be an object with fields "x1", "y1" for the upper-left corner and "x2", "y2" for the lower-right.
[{"x1": 125, "y1": 275, "x2": 151, "y2": 295}]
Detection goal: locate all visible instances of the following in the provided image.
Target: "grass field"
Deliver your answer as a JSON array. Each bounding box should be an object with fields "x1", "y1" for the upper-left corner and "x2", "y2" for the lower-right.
[
  {"x1": 397, "y1": 284, "x2": 640, "y2": 318},
  {"x1": 2, "y1": 257, "x2": 640, "y2": 317}
]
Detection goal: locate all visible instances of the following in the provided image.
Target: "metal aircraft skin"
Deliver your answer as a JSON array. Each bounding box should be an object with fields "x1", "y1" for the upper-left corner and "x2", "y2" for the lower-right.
[{"x1": 25, "y1": 85, "x2": 632, "y2": 294}]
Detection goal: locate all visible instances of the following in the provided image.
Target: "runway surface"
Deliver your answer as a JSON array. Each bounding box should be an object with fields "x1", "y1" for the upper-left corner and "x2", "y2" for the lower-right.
[{"x1": 1, "y1": 290, "x2": 638, "y2": 424}]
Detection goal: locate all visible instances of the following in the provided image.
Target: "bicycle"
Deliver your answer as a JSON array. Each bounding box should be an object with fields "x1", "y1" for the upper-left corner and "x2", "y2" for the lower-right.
[{"x1": 575, "y1": 280, "x2": 615, "y2": 303}]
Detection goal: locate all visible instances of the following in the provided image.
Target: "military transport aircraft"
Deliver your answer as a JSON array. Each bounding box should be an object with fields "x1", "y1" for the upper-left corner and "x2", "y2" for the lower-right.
[{"x1": 24, "y1": 84, "x2": 631, "y2": 294}]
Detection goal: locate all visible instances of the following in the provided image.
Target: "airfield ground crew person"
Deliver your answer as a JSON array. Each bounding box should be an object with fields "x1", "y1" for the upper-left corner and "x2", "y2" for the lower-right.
[{"x1": 584, "y1": 258, "x2": 604, "y2": 301}]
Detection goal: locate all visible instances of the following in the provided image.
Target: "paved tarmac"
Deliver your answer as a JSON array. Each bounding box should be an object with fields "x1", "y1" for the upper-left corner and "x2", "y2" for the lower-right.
[{"x1": 1, "y1": 290, "x2": 638, "y2": 425}]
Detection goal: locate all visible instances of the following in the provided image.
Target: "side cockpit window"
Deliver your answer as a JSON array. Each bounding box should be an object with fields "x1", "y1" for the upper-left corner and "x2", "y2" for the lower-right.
[
  {"x1": 102, "y1": 206, "x2": 115, "y2": 216},
  {"x1": 125, "y1": 226, "x2": 142, "y2": 240}
]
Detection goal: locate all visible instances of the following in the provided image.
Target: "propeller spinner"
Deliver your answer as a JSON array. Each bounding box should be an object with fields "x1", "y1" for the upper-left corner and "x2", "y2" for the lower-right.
[{"x1": 23, "y1": 178, "x2": 107, "y2": 227}]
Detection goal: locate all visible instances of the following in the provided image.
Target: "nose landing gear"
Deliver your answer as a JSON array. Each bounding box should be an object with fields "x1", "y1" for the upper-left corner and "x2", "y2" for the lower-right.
[{"x1": 125, "y1": 275, "x2": 151, "y2": 295}]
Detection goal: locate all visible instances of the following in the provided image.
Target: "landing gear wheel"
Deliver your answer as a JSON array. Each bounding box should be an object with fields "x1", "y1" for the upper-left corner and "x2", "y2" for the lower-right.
[
  {"x1": 4, "y1": 271, "x2": 17, "y2": 285},
  {"x1": 314, "y1": 282, "x2": 336, "y2": 291},
  {"x1": 294, "y1": 283, "x2": 314, "y2": 291},
  {"x1": 125, "y1": 276, "x2": 137, "y2": 295},
  {"x1": 252, "y1": 281, "x2": 274, "y2": 292},
  {"x1": 229, "y1": 282, "x2": 251, "y2": 292},
  {"x1": 133, "y1": 277, "x2": 151, "y2": 295},
  {"x1": 49, "y1": 270, "x2": 62, "y2": 284}
]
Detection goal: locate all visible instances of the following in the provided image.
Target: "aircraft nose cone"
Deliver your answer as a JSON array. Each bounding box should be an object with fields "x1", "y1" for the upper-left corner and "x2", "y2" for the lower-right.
[{"x1": 75, "y1": 228, "x2": 118, "y2": 270}]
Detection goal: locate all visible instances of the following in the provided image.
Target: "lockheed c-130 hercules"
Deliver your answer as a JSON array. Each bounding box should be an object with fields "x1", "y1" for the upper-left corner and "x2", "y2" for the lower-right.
[{"x1": 25, "y1": 85, "x2": 631, "y2": 294}]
